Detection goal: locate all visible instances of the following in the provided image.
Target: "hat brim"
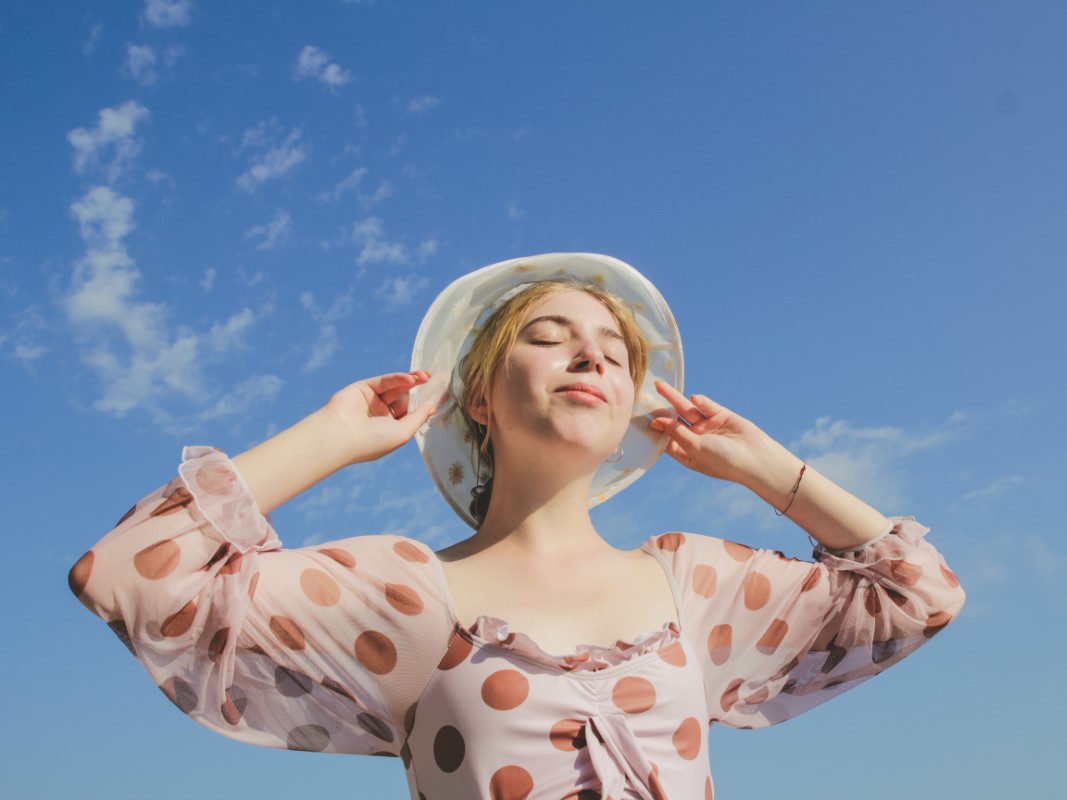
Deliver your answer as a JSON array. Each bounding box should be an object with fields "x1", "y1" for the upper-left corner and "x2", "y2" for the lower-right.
[{"x1": 411, "y1": 253, "x2": 684, "y2": 529}]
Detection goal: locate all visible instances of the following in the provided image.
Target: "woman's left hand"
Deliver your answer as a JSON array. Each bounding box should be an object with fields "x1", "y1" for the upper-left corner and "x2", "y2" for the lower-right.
[{"x1": 649, "y1": 381, "x2": 787, "y2": 488}]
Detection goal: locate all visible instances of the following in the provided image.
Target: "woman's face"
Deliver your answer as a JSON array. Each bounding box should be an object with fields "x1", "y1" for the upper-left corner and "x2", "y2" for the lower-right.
[{"x1": 476, "y1": 289, "x2": 637, "y2": 465}]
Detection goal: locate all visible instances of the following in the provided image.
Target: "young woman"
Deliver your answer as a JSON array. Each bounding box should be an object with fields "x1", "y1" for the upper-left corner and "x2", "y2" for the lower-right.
[{"x1": 70, "y1": 253, "x2": 964, "y2": 799}]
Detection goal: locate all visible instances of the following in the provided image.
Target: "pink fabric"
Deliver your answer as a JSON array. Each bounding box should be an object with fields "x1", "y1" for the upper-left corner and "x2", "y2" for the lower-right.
[{"x1": 70, "y1": 446, "x2": 965, "y2": 799}]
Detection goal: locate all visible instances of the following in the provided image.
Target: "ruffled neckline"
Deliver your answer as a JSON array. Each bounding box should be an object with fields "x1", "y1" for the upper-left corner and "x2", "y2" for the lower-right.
[{"x1": 463, "y1": 615, "x2": 681, "y2": 673}]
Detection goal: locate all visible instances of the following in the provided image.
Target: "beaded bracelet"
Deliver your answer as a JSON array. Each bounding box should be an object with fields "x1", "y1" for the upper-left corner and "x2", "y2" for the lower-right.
[{"x1": 773, "y1": 462, "x2": 807, "y2": 516}]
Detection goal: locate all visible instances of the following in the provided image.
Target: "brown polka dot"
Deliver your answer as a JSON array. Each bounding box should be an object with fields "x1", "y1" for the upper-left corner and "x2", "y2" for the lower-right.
[
  {"x1": 356, "y1": 631, "x2": 397, "y2": 675},
  {"x1": 489, "y1": 765, "x2": 534, "y2": 800},
  {"x1": 68, "y1": 551, "x2": 94, "y2": 598},
  {"x1": 301, "y1": 568, "x2": 341, "y2": 606},
  {"x1": 801, "y1": 566, "x2": 822, "y2": 592},
  {"x1": 358, "y1": 712, "x2": 395, "y2": 742},
  {"x1": 393, "y1": 540, "x2": 429, "y2": 563},
  {"x1": 885, "y1": 588, "x2": 909, "y2": 609},
  {"x1": 549, "y1": 718, "x2": 587, "y2": 751},
  {"x1": 161, "y1": 599, "x2": 197, "y2": 637},
  {"x1": 707, "y1": 624, "x2": 732, "y2": 666},
  {"x1": 649, "y1": 762, "x2": 667, "y2": 800},
  {"x1": 275, "y1": 665, "x2": 314, "y2": 697},
  {"x1": 888, "y1": 559, "x2": 923, "y2": 587},
  {"x1": 437, "y1": 631, "x2": 473, "y2": 670},
  {"x1": 672, "y1": 716, "x2": 702, "y2": 760},
  {"x1": 319, "y1": 547, "x2": 356, "y2": 568},
  {"x1": 404, "y1": 702, "x2": 418, "y2": 734},
  {"x1": 745, "y1": 686, "x2": 770, "y2": 705},
  {"x1": 940, "y1": 564, "x2": 960, "y2": 588},
  {"x1": 864, "y1": 584, "x2": 882, "y2": 617},
  {"x1": 269, "y1": 615, "x2": 306, "y2": 650},
  {"x1": 196, "y1": 462, "x2": 237, "y2": 496},
  {"x1": 720, "y1": 678, "x2": 743, "y2": 712},
  {"x1": 742, "y1": 571, "x2": 771, "y2": 610},
  {"x1": 821, "y1": 638, "x2": 848, "y2": 673},
  {"x1": 287, "y1": 724, "x2": 330, "y2": 752},
  {"x1": 723, "y1": 540, "x2": 753, "y2": 562},
  {"x1": 692, "y1": 564, "x2": 717, "y2": 598},
  {"x1": 116, "y1": 504, "x2": 137, "y2": 526},
  {"x1": 248, "y1": 571, "x2": 260, "y2": 599},
  {"x1": 756, "y1": 619, "x2": 788, "y2": 656},
  {"x1": 134, "y1": 539, "x2": 181, "y2": 580},
  {"x1": 923, "y1": 611, "x2": 953, "y2": 638},
  {"x1": 872, "y1": 638, "x2": 897, "y2": 664},
  {"x1": 219, "y1": 552, "x2": 243, "y2": 575},
  {"x1": 706, "y1": 776, "x2": 714, "y2": 800},
  {"x1": 160, "y1": 677, "x2": 198, "y2": 713},
  {"x1": 656, "y1": 532, "x2": 685, "y2": 551},
  {"x1": 481, "y1": 669, "x2": 530, "y2": 711},
  {"x1": 322, "y1": 676, "x2": 356, "y2": 702},
  {"x1": 400, "y1": 742, "x2": 413, "y2": 769},
  {"x1": 657, "y1": 641, "x2": 687, "y2": 667},
  {"x1": 150, "y1": 486, "x2": 193, "y2": 516},
  {"x1": 204, "y1": 543, "x2": 228, "y2": 569},
  {"x1": 612, "y1": 676, "x2": 656, "y2": 714},
  {"x1": 433, "y1": 725, "x2": 465, "y2": 772},
  {"x1": 385, "y1": 583, "x2": 424, "y2": 616},
  {"x1": 221, "y1": 685, "x2": 247, "y2": 725},
  {"x1": 208, "y1": 627, "x2": 230, "y2": 662},
  {"x1": 107, "y1": 619, "x2": 136, "y2": 655}
]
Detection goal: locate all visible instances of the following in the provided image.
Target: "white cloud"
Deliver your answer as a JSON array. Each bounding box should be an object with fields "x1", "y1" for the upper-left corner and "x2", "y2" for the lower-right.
[
  {"x1": 124, "y1": 44, "x2": 158, "y2": 86},
  {"x1": 198, "y1": 374, "x2": 284, "y2": 421},
  {"x1": 361, "y1": 179, "x2": 393, "y2": 208},
  {"x1": 507, "y1": 202, "x2": 525, "y2": 220},
  {"x1": 208, "y1": 308, "x2": 254, "y2": 353},
  {"x1": 236, "y1": 128, "x2": 306, "y2": 191},
  {"x1": 358, "y1": 239, "x2": 409, "y2": 266},
  {"x1": 407, "y1": 95, "x2": 440, "y2": 113},
  {"x1": 375, "y1": 274, "x2": 429, "y2": 309},
  {"x1": 301, "y1": 289, "x2": 354, "y2": 372},
  {"x1": 316, "y1": 167, "x2": 367, "y2": 203},
  {"x1": 293, "y1": 46, "x2": 352, "y2": 91},
  {"x1": 347, "y1": 216, "x2": 435, "y2": 267},
  {"x1": 960, "y1": 475, "x2": 1023, "y2": 503},
  {"x1": 143, "y1": 0, "x2": 193, "y2": 28},
  {"x1": 199, "y1": 268, "x2": 216, "y2": 291},
  {"x1": 67, "y1": 100, "x2": 150, "y2": 183},
  {"x1": 83, "y1": 24, "x2": 103, "y2": 56},
  {"x1": 14, "y1": 342, "x2": 47, "y2": 362},
  {"x1": 244, "y1": 209, "x2": 292, "y2": 250}
]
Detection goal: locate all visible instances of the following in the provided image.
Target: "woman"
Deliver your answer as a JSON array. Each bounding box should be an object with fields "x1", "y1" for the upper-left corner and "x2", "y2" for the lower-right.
[{"x1": 69, "y1": 253, "x2": 964, "y2": 799}]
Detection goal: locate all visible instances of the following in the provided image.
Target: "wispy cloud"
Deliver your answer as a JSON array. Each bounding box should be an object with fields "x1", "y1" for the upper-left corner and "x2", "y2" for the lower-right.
[
  {"x1": 316, "y1": 167, "x2": 367, "y2": 203},
  {"x1": 244, "y1": 209, "x2": 292, "y2": 250},
  {"x1": 124, "y1": 44, "x2": 158, "y2": 86},
  {"x1": 375, "y1": 274, "x2": 430, "y2": 309},
  {"x1": 348, "y1": 216, "x2": 436, "y2": 267},
  {"x1": 143, "y1": 0, "x2": 194, "y2": 28},
  {"x1": 83, "y1": 24, "x2": 103, "y2": 56},
  {"x1": 67, "y1": 100, "x2": 150, "y2": 183},
  {"x1": 199, "y1": 268, "x2": 216, "y2": 291},
  {"x1": 198, "y1": 374, "x2": 284, "y2": 421},
  {"x1": 407, "y1": 95, "x2": 440, "y2": 113},
  {"x1": 300, "y1": 289, "x2": 354, "y2": 372},
  {"x1": 236, "y1": 124, "x2": 306, "y2": 191},
  {"x1": 361, "y1": 179, "x2": 393, "y2": 208},
  {"x1": 207, "y1": 308, "x2": 255, "y2": 354},
  {"x1": 960, "y1": 475, "x2": 1024, "y2": 503},
  {"x1": 293, "y1": 46, "x2": 352, "y2": 91}
]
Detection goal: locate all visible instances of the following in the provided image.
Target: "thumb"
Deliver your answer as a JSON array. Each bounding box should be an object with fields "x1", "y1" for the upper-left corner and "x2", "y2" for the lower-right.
[{"x1": 398, "y1": 403, "x2": 437, "y2": 438}]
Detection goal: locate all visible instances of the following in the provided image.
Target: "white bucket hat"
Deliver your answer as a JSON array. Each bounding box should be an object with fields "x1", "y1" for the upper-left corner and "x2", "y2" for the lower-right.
[{"x1": 410, "y1": 253, "x2": 684, "y2": 529}]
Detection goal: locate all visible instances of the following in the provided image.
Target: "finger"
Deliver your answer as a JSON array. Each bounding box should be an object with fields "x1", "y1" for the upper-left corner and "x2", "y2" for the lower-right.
[
  {"x1": 689, "y1": 393, "x2": 728, "y2": 418},
  {"x1": 655, "y1": 381, "x2": 705, "y2": 425},
  {"x1": 650, "y1": 416, "x2": 703, "y2": 451},
  {"x1": 396, "y1": 401, "x2": 437, "y2": 436},
  {"x1": 365, "y1": 370, "x2": 430, "y2": 396}
]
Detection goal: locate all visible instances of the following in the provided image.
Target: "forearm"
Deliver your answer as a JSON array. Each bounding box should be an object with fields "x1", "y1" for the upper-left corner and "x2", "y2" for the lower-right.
[
  {"x1": 232, "y1": 407, "x2": 352, "y2": 515},
  {"x1": 742, "y1": 435, "x2": 890, "y2": 552}
]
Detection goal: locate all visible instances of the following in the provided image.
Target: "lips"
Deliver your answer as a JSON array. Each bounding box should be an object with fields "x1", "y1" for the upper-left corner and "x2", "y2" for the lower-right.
[{"x1": 554, "y1": 383, "x2": 607, "y2": 402}]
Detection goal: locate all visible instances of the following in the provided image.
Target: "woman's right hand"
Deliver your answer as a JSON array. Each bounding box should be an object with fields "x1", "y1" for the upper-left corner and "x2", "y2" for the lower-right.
[
  {"x1": 233, "y1": 371, "x2": 436, "y2": 514},
  {"x1": 324, "y1": 370, "x2": 437, "y2": 465}
]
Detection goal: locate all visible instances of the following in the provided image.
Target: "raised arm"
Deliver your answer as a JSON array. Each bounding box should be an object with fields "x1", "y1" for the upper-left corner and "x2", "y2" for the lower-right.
[{"x1": 649, "y1": 382, "x2": 888, "y2": 551}]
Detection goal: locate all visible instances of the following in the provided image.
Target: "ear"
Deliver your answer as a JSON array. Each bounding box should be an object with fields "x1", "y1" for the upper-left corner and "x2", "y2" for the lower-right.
[{"x1": 467, "y1": 392, "x2": 489, "y2": 426}]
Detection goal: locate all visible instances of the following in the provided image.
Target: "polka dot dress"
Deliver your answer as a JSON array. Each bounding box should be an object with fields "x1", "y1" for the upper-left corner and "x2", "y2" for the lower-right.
[{"x1": 71, "y1": 446, "x2": 965, "y2": 799}]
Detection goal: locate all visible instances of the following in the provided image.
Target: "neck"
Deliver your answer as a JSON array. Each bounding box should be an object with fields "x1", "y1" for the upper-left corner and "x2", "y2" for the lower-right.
[{"x1": 468, "y1": 446, "x2": 612, "y2": 558}]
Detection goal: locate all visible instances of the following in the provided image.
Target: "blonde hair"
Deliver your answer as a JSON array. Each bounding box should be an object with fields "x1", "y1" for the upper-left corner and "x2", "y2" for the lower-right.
[{"x1": 458, "y1": 279, "x2": 649, "y2": 525}]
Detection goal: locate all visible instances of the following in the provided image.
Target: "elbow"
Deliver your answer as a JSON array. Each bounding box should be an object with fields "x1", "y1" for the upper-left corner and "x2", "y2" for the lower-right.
[
  {"x1": 68, "y1": 549, "x2": 96, "y2": 610},
  {"x1": 922, "y1": 582, "x2": 965, "y2": 639}
]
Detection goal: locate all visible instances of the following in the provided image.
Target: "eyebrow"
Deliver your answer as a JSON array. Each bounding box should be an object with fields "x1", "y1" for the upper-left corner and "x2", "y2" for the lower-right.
[{"x1": 522, "y1": 314, "x2": 625, "y2": 343}]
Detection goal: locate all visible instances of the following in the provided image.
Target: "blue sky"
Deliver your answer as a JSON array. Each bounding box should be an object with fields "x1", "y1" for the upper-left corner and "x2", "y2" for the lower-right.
[{"x1": 4, "y1": 1, "x2": 1065, "y2": 797}]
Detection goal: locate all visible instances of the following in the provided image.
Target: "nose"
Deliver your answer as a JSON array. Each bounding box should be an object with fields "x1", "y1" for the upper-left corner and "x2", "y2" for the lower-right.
[{"x1": 570, "y1": 340, "x2": 606, "y2": 375}]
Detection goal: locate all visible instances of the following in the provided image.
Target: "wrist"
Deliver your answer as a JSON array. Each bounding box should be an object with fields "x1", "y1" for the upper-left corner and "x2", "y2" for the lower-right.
[{"x1": 738, "y1": 435, "x2": 805, "y2": 511}]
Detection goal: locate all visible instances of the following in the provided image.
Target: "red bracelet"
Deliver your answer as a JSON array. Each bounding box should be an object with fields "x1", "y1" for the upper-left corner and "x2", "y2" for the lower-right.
[{"x1": 773, "y1": 462, "x2": 806, "y2": 516}]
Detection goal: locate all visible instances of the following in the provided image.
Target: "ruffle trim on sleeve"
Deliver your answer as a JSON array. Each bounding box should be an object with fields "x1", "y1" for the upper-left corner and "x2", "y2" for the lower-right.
[
  {"x1": 813, "y1": 516, "x2": 930, "y2": 572},
  {"x1": 178, "y1": 445, "x2": 281, "y2": 554}
]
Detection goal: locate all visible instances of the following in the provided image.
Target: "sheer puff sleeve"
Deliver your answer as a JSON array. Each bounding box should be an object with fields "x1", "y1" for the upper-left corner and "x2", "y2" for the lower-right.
[
  {"x1": 652, "y1": 518, "x2": 965, "y2": 728},
  {"x1": 69, "y1": 446, "x2": 455, "y2": 755}
]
